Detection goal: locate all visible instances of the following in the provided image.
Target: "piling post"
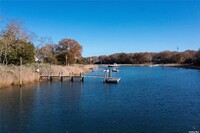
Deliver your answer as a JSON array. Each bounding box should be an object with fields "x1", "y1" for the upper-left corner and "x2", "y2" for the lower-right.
[
  {"x1": 82, "y1": 73, "x2": 84, "y2": 82},
  {"x1": 20, "y1": 57, "x2": 22, "y2": 87},
  {"x1": 71, "y1": 76, "x2": 74, "y2": 82},
  {"x1": 39, "y1": 73, "x2": 42, "y2": 81},
  {"x1": 48, "y1": 72, "x2": 50, "y2": 81},
  {"x1": 60, "y1": 72, "x2": 63, "y2": 82},
  {"x1": 109, "y1": 69, "x2": 112, "y2": 77},
  {"x1": 48, "y1": 72, "x2": 52, "y2": 81},
  {"x1": 59, "y1": 72, "x2": 61, "y2": 80},
  {"x1": 80, "y1": 73, "x2": 84, "y2": 82},
  {"x1": 103, "y1": 70, "x2": 107, "y2": 83},
  {"x1": 71, "y1": 72, "x2": 74, "y2": 82}
]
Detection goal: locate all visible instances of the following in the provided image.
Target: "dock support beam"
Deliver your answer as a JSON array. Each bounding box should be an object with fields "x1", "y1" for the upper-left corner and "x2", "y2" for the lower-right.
[
  {"x1": 60, "y1": 77, "x2": 63, "y2": 82},
  {"x1": 59, "y1": 72, "x2": 63, "y2": 82},
  {"x1": 71, "y1": 77, "x2": 74, "y2": 82},
  {"x1": 20, "y1": 57, "x2": 22, "y2": 87},
  {"x1": 48, "y1": 72, "x2": 52, "y2": 81},
  {"x1": 80, "y1": 73, "x2": 84, "y2": 82},
  {"x1": 70, "y1": 72, "x2": 73, "y2": 82}
]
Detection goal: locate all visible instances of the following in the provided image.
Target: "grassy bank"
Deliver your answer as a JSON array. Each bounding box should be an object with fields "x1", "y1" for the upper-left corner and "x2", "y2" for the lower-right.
[{"x1": 0, "y1": 64, "x2": 97, "y2": 89}]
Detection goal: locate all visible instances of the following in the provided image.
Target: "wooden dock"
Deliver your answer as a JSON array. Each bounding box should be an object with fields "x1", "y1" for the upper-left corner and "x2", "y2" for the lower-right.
[
  {"x1": 39, "y1": 69, "x2": 121, "y2": 83},
  {"x1": 40, "y1": 72, "x2": 85, "y2": 82}
]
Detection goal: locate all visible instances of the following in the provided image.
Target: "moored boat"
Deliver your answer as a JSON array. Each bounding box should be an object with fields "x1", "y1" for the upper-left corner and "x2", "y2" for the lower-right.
[
  {"x1": 108, "y1": 63, "x2": 119, "y2": 67},
  {"x1": 112, "y1": 68, "x2": 119, "y2": 72}
]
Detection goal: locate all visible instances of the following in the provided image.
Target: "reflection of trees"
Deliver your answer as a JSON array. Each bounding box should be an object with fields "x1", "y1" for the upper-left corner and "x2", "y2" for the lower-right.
[
  {"x1": 0, "y1": 85, "x2": 37, "y2": 132},
  {"x1": 0, "y1": 82, "x2": 83, "y2": 133},
  {"x1": 30, "y1": 82, "x2": 83, "y2": 132}
]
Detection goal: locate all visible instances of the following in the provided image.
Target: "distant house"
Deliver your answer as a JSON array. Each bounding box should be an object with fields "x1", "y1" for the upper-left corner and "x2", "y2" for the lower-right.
[
  {"x1": 34, "y1": 55, "x2": 43, "y2": 63},
  {"x1": 35, "y1": 55, "x2": 39, "y2": 62}
]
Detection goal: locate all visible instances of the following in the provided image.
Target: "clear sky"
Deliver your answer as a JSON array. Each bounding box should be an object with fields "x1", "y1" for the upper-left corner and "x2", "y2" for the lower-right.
[{"x1": 0, "y1": 0, "x2": 200, "y2": 57}]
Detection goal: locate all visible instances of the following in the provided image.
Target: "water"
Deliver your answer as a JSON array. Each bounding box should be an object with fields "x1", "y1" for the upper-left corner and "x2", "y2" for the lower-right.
[{"x1": 0, "y1": 66, "x2": 200, "y2": 133}]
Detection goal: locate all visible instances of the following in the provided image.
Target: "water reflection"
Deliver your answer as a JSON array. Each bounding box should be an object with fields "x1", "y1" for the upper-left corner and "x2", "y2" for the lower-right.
[
  {"x1": 0, "y1": 85, "x2": 37, "y2": 133},
  {"x1": 0, "y1": 82, "x2": 83, "y2": 133}
]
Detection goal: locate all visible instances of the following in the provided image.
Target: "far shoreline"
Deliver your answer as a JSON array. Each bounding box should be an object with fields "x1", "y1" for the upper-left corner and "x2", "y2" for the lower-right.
[{"x1": 99, "y1": 63, "x2": 200, "y2": 70}]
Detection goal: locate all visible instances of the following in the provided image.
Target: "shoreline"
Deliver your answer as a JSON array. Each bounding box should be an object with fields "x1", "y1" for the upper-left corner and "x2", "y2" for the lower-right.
[
  {"x1": 0, "y1": 64, "x2": 97, "y2": 89},
  {"x1": 1, "y1": 63, "x2": 199, "y2": 89},
  {"x1": 99, "y1": 63, "x2": 200, "y2": 70}
]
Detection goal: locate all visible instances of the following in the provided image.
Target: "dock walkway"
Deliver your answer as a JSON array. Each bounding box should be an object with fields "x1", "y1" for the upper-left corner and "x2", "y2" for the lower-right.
[
  {"x1": 39, "y1": 72, "x2": 105, "y2": 82},
  {"x1": 40, "y1": 68, "x2": 121, "y2": 83}
]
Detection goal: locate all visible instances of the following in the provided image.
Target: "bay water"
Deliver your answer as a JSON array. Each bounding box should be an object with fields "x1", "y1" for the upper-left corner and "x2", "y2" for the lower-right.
[{"x1": 0, "y1": 66, "x2": 200, "y2": 133}]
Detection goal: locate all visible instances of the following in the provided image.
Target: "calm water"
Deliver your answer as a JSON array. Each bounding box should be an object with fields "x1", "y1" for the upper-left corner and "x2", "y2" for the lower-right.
[{"x1": 0, "y1": 66, "x2": 200, "y2": 133}]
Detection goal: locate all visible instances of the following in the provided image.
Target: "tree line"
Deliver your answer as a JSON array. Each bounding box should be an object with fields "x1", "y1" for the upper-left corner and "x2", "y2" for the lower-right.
[
  {"x1": 0, "y1": 20, "x2": 82, "y2": 65},
  {"x1": 92, "y1": 50, "x2": 200, "y2": 65}
]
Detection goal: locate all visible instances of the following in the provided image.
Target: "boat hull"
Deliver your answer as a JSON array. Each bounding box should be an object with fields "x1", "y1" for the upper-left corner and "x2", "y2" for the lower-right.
[
  {"x1": 105, "y1": 78, "x2": 121, "y2": 83},
  {"x1": 108, "y1": 63, "x2": 119, "y2": 67}
]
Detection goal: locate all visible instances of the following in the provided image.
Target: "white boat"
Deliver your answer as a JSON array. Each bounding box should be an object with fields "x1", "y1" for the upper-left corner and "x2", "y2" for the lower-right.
[
  {"x1": 148, "y1": 64, "x2": 159, "y2": 67},
  {"x1": 105, "y1": 77, "x2": 121, "y2": 83},
  {"x1": 108, "y1": 63, "x2": 119, "y2": 67}
]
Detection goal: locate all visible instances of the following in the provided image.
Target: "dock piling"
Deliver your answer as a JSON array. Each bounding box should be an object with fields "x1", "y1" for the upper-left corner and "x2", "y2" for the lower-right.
[
  {"x1": 80, "y1": 73, "x2": 84, "y2": 82},
  {"x1": 59, "y1": 72, "x2": 63, "y2": 82},
  {"x1": 48, "y1": 72, "x2": 52, "y2": 81}
]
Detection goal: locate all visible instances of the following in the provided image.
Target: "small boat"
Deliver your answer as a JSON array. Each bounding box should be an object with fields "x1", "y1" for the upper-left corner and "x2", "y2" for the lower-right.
[
  {"x1": 108, "y1": 63, "x2": 119, "y2": 67},
  {"x1": 148, "y1": 64, "x2": 159, "y2": 67},
  {"x1": 148, "y1": 65, "x2": 154, "y2": 67},
  {"x1": 105, "y1": 77, "x2": 121, "y2": 83},
  {"x1": 112, "y1": 68, "x2": 119, "y2": 72}
]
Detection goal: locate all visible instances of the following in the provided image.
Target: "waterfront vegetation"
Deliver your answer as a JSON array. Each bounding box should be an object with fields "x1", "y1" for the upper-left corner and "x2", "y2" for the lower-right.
[
  {"x1": 0, "y1": 20, "x2": 83, "y2": 66},
  {"x1": 0, "y1": 20, "x2": 98, "y2": 88},
  {"x1": 0, "y1": 64, "x2": 96, "y2": 88}
]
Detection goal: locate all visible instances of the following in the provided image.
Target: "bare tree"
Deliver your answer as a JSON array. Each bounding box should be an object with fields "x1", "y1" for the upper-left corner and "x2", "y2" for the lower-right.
[
  {"x1": 0, "y1": 20, "x2": 33, "y2": 65},
  {"x1": 0, "y1": 35, "x2": 4, "y2": 63},
  {"x1": 34, "y1": 36, "x2": 54, "y2": 63}
]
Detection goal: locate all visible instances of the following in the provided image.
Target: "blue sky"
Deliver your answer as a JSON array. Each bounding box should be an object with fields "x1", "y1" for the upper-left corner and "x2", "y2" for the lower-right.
[{"x1": 0, "y1": 0, "x2": 200, "y2": 57}]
